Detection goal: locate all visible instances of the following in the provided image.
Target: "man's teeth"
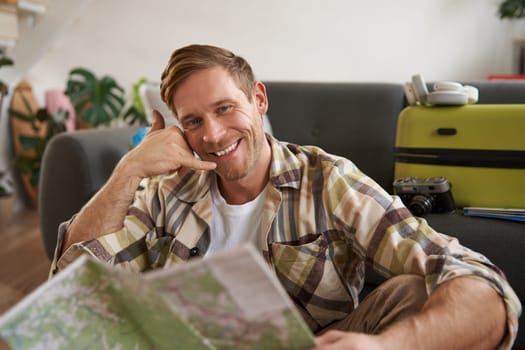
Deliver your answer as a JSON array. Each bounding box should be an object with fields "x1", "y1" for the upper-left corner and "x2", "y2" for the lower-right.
[{"x1": 215, "y1": 142, "x2": 237, "y2": 157}]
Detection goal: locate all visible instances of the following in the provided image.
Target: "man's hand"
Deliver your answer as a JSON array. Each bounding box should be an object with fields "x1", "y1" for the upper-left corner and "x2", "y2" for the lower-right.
[
  {"x1": 61, "y1": 110, "x2": 216, "y2": 254},
  {"x1": 120, "y1": 109, "x2": 216, "y2": 181},
  {"x1": 313, "y1": 331, "x2": 384, "y2": 350}
]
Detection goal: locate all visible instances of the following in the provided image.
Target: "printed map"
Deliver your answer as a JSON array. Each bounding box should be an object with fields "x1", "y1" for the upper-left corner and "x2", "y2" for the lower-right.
[
  {"x1": 0, "y1": 257, "x2": 210, "y2": 350},
  {"x1": 0, "y1": 244, "x2": 315, "y2": 350},
  {"x1": 147, "y1": 245, "x2": 315, "y2": 350}
]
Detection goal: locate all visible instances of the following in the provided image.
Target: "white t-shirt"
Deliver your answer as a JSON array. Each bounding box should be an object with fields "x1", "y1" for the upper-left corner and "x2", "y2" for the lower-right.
[{"x1": 207, "y1": 177, "x2": 268, "y2": 257}]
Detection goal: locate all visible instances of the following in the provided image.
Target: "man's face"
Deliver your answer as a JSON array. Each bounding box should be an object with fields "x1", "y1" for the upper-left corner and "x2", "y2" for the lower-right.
[{"x1": 173, "y1": 67, "x2": 269, "y2": 182}]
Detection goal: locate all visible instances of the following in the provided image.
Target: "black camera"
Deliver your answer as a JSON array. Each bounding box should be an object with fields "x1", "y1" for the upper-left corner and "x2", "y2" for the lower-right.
[{"x1": 393, "y1": 177, "x2": 455, "y2": 216}]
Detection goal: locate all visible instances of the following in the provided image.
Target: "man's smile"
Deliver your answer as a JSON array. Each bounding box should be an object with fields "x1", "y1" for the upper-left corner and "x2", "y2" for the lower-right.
[{"x1": 212, "y1": 140, "x2": 239, "y2": 157}]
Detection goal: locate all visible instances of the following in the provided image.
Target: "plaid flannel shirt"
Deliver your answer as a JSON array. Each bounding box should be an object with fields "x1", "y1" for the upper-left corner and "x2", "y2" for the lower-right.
[{"x1": 52, "y1": 135, "x2": 521, "y2": 349}]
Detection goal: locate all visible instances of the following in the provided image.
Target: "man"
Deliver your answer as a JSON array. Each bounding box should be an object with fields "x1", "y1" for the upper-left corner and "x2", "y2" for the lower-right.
[{"x1": 51, "y1": 44, "x2": 520, "y2": 350}]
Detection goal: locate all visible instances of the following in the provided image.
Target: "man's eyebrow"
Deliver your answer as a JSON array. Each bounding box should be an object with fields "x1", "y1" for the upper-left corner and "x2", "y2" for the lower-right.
[
  {"x1": 179, "y1": 99, "x2": 235, "y2": 123},
  {"x1": 212, "y1": 98, "x2": 235, "y2": 108}
]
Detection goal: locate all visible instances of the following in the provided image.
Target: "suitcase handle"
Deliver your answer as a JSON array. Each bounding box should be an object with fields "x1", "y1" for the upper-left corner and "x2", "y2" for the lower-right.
[{"x1": 436, "y1": 128, "x2": 457, "y2": 136}]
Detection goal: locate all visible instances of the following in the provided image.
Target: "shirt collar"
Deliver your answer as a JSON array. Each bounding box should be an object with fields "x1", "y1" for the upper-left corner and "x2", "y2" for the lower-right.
[{"x1": 267, "y1": 134, "x2": 302, "y2": 190}]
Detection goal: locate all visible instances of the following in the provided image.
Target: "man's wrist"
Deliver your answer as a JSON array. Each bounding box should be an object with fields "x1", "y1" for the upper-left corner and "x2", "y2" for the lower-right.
[{"x1": 112, "y1": 157, "x2": 144, "y2": 189}]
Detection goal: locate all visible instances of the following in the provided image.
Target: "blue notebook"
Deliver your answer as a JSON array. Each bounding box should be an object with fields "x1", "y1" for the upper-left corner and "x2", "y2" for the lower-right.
[{"x1": 463, "y1": 207, "x2": 525, "y2": 222}]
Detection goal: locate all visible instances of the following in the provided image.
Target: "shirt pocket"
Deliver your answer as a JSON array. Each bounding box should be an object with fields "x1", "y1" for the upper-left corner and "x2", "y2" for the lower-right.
[
  {"x1": 144, "y1": 230, "x2": 175, "y2": 268},
  {"x1": 270, "y1": 233, "x2": 358, "y2": 328}
]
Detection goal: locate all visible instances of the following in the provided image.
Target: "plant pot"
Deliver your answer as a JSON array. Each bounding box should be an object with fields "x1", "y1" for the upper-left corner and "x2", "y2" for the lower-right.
[{"x1": 0, "y1": 194, "x2": 15, "y2": 225}]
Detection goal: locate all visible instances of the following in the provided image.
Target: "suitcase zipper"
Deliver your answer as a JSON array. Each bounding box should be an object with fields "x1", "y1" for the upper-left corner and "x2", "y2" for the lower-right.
[{"x1": 395, "y1": 147, "x2": 525, "y2": 169}]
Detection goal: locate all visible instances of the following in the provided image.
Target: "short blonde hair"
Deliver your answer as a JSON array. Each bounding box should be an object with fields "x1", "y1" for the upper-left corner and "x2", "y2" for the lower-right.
[{"x1": 160, "y1": 44, "x2": 256, "y2": 116}]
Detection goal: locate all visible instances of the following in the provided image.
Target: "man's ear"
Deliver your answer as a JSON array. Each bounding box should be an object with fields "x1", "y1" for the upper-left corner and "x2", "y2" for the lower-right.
[{"x1": 254, "y1": 81, "x2": 268, "y2": 115}]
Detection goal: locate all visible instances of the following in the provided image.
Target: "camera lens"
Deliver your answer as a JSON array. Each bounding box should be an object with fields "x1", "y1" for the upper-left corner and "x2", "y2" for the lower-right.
[{"x1": 408, "y1": 195, "x2": 434, "y2": 216}]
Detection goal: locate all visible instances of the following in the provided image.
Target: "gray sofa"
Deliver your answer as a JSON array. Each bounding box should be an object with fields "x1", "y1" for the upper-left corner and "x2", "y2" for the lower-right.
[{"x1": 39, "y1": 81, "x2": 525, "y2": 348}]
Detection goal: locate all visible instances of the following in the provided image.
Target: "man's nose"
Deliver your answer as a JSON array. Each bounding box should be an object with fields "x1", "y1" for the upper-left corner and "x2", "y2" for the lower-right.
[{"x1": 202, "y1": 117, "x2": 226, "y2": 143}]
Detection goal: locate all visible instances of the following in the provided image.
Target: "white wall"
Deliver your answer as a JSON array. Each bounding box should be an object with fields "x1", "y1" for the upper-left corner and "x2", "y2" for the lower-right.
[
  {"x1": 11, "y1": 0, "x2": 525, "y2": 89},
  {"x1": 1, "y1": 0, "x2": 524, "y2": 197}
]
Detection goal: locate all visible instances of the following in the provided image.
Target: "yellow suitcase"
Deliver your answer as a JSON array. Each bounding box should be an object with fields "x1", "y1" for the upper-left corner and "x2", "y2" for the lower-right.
[{"x1": 394, "y1": 105, "x2": 525, "y2": 209}]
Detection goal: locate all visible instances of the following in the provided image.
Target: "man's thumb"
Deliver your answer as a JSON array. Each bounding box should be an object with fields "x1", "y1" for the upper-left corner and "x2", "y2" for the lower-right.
[{"x1": 150, "y1": 109, "x2": 166, "y2": 132}]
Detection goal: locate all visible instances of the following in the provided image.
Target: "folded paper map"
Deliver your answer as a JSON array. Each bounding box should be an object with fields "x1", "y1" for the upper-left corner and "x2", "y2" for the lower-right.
[{"x1": 0, "y1": 244, "x2": 316, "y2": 350}]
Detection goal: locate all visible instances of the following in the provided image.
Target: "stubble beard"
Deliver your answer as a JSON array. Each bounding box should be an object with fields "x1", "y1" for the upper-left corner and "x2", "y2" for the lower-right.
[{"x1": 215, "y1": 131, "x2": 265, "y2": 182}]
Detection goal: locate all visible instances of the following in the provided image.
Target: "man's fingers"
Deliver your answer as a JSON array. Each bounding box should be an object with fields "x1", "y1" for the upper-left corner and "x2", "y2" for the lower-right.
[
  {"x1": 149, "y1": 109, "x2": 165, "y2": 132},
  {"x1": 315, "y1": 330, "x2": 347, "y2": 346},
  {"x1": 140, "y1": 115, "x2": 215, "y2": 173},
  {"x1": 183, "y1": 158, "x2": 217, "y2": 171}
]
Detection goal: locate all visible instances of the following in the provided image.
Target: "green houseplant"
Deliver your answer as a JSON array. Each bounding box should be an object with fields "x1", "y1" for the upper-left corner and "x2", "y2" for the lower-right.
[
  {"x1": 9, "y1": 95, "x2": 69, "y2": 205},
  {"x1": 121, "y1": 77, "x2": 148, "y2": 126},
  {"x1": 498, "y1": 0, "x2": 525, "y2": 74},
  {"x1": 65, "y1": 67, "x2": 126, "y2": 127},
  {"x1": 9, "y1": 96, "x2": 69, "y2": 190},
  {"x1": 499, "y1": 0, "x2": 525, "y2": 18}
]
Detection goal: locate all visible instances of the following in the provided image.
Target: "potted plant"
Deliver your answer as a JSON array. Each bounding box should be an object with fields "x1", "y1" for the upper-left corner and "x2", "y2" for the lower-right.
[
  {"x1": 9, "y1": 94, "x2": 69, "y2": 206},
  {"x1": 499, "y1": 0, "x2": 525, "y2": 18},
  {"x1": 65, "y1": 67, "x2": 126, "y2": 128},
  {"x1": 498, "y1": 0, "x2": 525, "y2": 74},
  {"x1": 11, "y1": 101, "x2": 69, "y2": 186}
]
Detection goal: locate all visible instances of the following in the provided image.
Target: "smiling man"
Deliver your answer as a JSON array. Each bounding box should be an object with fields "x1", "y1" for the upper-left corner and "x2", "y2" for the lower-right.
[
  {"x1": 173, "y1": 66, "x2": 271, "y2": 204},
  {"x1": 51, "y1": 44, "x2": 520, "y2": 350}
]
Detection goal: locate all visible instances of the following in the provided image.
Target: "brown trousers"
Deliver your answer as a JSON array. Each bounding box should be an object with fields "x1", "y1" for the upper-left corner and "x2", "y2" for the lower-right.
[{"x1": 318, "y1": 274, "x2": 428, "y2": 335}]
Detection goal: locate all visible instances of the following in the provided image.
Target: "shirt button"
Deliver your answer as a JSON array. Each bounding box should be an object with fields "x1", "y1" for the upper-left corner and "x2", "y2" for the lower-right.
[{"x1": 190, "y1": 247, "x2": 199, "y2": 257}]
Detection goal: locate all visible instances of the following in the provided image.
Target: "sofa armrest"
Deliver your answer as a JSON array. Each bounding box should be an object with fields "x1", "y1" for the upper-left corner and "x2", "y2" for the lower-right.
[{"x1": 39, "y1": 126, "x2": 138, "y2": 260}]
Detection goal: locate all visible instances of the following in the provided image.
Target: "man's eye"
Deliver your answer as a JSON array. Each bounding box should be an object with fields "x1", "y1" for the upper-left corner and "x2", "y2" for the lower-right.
[
  {"x1": 184, "y1": 118, "x2": 202, "y2": 129},
  {"x1": 217, "y1": 105, "x2": 233, "y2": 114}
]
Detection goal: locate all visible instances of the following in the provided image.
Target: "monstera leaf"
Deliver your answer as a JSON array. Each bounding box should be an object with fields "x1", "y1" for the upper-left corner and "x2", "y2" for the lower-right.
[
  {"x1": 122, "y1": 77, "x2": 148, "y2": 126},
  {"x1": 65, "y1": 67, "x2": 125, "y2": 127}
]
